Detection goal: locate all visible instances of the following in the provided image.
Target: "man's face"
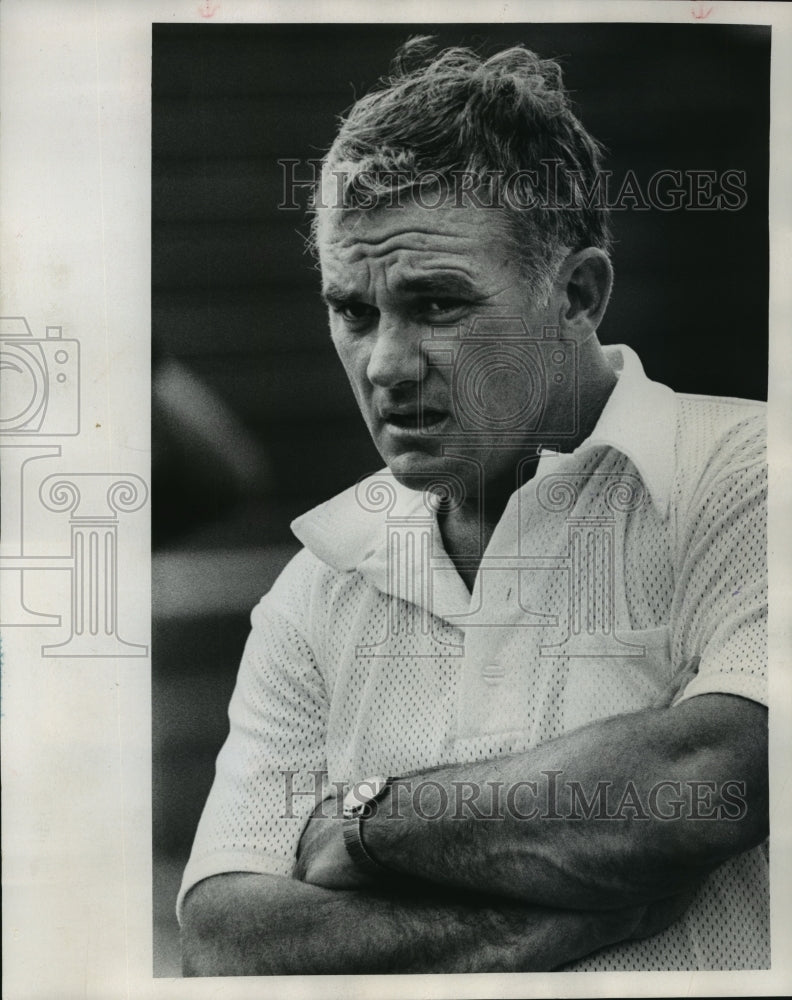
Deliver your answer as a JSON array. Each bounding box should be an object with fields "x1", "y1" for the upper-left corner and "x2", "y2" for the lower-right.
[{"x1": 318, "y1": 197, "x2": 569, "y2": 502}]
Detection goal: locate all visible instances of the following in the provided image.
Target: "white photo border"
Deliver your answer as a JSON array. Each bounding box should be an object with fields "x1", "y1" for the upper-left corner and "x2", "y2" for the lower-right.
[{"x1": 2, "y1": 1, "x2": 791, "y2": 997}]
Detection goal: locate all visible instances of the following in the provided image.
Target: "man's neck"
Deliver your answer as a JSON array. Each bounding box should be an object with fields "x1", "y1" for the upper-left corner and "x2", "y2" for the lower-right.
[
  {"x1": 569, "y1": 344, "x2": 619, "y2": 449},
  {"x1": 437, "y1": 342, "x2": 619, "y2": 593},
  {"x1": 437, "y1": 465, "x2": 536, "y2": 593},
  {"x1": 437, "y1": 507, "x2": 494, "y2": 594}
]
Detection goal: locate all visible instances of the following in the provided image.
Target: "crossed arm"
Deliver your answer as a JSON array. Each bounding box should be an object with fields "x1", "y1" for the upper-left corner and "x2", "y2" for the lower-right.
[{"x1": 181, "y1": 692, "x2": 767, "y2": 975}]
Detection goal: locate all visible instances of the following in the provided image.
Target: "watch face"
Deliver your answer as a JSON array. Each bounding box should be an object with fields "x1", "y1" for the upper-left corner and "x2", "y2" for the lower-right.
[{"x1": 343, "y1": 775, "x2": 389, "y2": 818}]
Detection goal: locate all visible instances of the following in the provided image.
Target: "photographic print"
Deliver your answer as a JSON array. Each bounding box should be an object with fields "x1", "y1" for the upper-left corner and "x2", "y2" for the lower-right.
[
  {"x1": 154, "y1": 15, "x2": 773, "y2": 978},
  {"x1": 3, "y1": 3, "x2": 792, "y2": 998}
]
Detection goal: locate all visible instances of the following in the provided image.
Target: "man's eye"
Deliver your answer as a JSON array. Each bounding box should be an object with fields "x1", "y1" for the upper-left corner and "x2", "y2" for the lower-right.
[
  {"x1": 334, "y1": 302, "x2": 378, "y2": 325},
  {"x1": 422, "y1": 299, "x2": 469, "y2": 320}
]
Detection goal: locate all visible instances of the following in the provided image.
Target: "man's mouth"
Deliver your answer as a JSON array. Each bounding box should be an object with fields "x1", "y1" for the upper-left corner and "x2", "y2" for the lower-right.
[{"x1": 381, "y1": 407, "x2": 449, "y2": 434}]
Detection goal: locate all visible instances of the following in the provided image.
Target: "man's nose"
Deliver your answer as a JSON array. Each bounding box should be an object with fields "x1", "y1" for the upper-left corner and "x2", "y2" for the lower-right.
[{"x1": 366, "y1": 319, "x2": 426, "y2": 388}]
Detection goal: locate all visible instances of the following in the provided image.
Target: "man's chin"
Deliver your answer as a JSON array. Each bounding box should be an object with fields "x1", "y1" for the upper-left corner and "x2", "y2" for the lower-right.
[{"x1": 383, "y1": 450, "x2": 478, "y2": 498}]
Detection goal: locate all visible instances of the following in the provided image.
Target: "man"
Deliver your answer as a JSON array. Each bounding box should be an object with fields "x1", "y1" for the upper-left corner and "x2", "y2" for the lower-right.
[{"x1": 179, "y1": 39, "x2": 768, "y2": 974}]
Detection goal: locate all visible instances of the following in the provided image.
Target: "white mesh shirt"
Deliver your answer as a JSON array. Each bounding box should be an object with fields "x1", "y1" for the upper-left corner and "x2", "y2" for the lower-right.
[{"x1": 178, "y1": 346, "x2": 768, "y2": 970}]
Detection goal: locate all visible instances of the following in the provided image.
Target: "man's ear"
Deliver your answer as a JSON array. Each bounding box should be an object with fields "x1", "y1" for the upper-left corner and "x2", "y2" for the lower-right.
[{"x1": 556, "y1": 248, "x2": 613, "y2": 337}]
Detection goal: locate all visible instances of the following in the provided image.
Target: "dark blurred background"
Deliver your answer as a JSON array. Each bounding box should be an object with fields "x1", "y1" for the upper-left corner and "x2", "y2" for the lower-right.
[{"x1": 152, "y1": 22, "x2": 769, "y2": 975}]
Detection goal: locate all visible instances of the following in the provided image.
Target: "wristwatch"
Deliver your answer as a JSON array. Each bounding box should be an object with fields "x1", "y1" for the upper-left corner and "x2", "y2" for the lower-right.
[{"x1": 342, "y1": 775, "x2": 394, "y2": 875}]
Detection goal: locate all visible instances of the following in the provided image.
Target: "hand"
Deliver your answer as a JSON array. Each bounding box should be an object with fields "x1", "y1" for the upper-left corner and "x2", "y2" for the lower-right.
[{"x1": 293, "y1": 794, "x2": 377, "y2": 890}]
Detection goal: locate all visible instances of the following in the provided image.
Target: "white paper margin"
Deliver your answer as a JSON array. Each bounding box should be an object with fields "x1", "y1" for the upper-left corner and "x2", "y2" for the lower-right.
[{"x1": 1, "y1": 1, "x2": 790, "y2": 998}]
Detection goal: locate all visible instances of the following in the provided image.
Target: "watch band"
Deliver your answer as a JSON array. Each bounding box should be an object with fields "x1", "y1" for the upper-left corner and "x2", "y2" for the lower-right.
[
  {"x1": 342, "y1": 813, "x2": 390, "y2": 875},
  {"x1": 342, "y1": 776, "x2": 394, "y2": 875}
]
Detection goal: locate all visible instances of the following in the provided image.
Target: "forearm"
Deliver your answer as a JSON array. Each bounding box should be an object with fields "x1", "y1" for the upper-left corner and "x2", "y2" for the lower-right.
[
  {"x1": 181, "y1": 871, "x2": 666, "y2": 976},
  {"x1": 361, "y1": 694, "x2": 767, "y2": 909}
]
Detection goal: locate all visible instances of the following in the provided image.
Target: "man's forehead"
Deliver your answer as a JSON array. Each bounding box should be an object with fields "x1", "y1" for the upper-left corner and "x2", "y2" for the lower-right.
[
  {"x1": 315, "y1": 200, "x2": 513, "y2": 273},
  {"x1": 318, "y1": 228, "x2": 497, "y2": 302}
]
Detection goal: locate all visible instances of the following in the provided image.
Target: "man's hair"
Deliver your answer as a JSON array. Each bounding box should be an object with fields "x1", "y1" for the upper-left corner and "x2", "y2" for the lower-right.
[{"x1": 310, "y1": 37, "x2": 611, "y2": 299}]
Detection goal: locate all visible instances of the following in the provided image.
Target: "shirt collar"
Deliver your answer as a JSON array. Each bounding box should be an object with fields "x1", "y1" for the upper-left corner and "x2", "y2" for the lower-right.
[
  {"x1": 291, "y1": 473, "x2": 428, "y2": 574},
  {"x1": 575, "y1": 344, "x2": 676, "y2": 515},
  {"x1": 292, "y1": 343, "x2": 676, "y2": 572}
]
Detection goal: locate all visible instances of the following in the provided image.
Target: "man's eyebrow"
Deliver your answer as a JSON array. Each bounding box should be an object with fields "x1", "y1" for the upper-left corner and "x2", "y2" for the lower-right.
[
  {"x1": 321, "y1": 283, "x2": 358, "y2": 306},
  {"x1": 393, "y1": 272, "x2": 478, "y2": 297},
  {"x1": 322, "y1": 273, "x2": 477, "y2": 305}
]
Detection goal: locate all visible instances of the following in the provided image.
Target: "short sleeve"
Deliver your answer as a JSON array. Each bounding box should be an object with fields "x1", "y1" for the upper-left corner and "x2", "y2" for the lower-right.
[
  {"x1": 176, "y1": 549, "x2": 329, "y2": 922},
  {"x1": 670, "y1": 416, "x2": 767, "y2": 707}
]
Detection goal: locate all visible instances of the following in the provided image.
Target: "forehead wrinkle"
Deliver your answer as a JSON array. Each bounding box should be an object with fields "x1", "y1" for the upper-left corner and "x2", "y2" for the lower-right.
[
  {"x1": 322, "y1": 246, "x2": 514, "y2": 302},
  {"x1": 332, "y1": 231, "x2": 478, "y2": 269},
  {"x1": 317, "y1": 200, "x2": 513, "y2": 247},
  {"x1": 323, "y1": 241, "x2": 477, "y2": 285},
  {"x1": 386, "y1": 263, "x2": 479, "y2": 293}
]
